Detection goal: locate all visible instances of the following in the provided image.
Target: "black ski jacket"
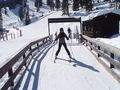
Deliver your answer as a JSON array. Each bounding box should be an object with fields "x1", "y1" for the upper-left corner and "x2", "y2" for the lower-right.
[{"x1": 55, "y1": 32, "x2": 69, "y2": 43}]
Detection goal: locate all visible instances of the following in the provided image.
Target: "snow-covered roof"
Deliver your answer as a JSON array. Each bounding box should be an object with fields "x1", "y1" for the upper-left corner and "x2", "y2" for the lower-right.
[{"x1": 82, "y1": 9, "x2": 120, "y2": 21}]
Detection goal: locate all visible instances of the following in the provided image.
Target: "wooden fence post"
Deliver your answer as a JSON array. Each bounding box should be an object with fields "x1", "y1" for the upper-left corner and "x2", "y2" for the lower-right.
[
  {"x1": 98, "y1": 46, "x2": 100, "y2": 57},
  {"x1": 23, "y1": 54, "x2": 26, "y2": 66},
  {"x1": 37, "y1": 43, "x2": 39, "y2": 50},
  {"x1": 20, "y1": 30, "x2": 22, "y2": 37},
  {"x1": 85, "y1": 40, "x2": 87, "y2": 46},
  {"x1": 30, "y1": 47, "x2": 33, "y2": 56},
  {"x1": 90, "y1": 42, "x2": 92, "y2": 51},
  {"x1": 8, "y1": 68, "x2": 14, "y2": 86},
  {"x1": 110, "y1": 53, "x2": 114, "y2": 68}
]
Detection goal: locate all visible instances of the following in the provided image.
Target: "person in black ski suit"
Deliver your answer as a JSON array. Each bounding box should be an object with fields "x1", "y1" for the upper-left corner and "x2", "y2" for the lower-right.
[
  {"x1": 55, "y1": 28, "x2": 71, "y2": 59},
  {"x1": 67, "y1": 27, "x2": 72, "y2": 39}
]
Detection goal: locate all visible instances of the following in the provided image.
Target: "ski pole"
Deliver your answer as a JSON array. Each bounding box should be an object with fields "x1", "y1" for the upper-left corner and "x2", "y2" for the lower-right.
[
  {"x1": 68, "y1": 40, "x2": 75, "y2": 58},
  {"x1": 50, "y1": 41, "x2": 56, "y2": 61}
]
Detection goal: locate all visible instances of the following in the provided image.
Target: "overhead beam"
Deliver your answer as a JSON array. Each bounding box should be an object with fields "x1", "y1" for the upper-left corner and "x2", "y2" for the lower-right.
[{"x1": 48, "y1": 18, "x2": 81, "y2": 23}]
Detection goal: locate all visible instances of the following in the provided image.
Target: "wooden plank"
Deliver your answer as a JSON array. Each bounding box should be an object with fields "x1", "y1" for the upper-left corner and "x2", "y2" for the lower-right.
[
  {"x1": 91, "y1": 51, "x2": 120, "y2": 83},
  {"x1": 86, "y1": 41, "x2": 120, "y2": 69},
  {"x1": 0, "y1": 45, "x2": 30, "y2": 78},
  {"x1": 83, "y1": 35, "x2": 120, "y2": 57},
  {"x1": 84, "y1": 40, "x2": 120, "y2": 83}
]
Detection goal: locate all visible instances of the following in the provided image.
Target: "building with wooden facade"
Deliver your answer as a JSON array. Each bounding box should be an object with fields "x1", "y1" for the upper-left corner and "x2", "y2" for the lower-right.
[{"x1": 82, "y1": 11, "x2": 120, "y2": 38}]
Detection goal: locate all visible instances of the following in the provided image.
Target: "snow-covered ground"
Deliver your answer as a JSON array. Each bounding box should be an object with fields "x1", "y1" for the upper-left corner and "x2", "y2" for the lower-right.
[
  {"x1": 16, "y1": 40, "x2": 120, "y2": 90},
  {"x1": 0, "y1": 1, "x2": 120, "y2": 90},
  {"x1": 96, "y1": 34, "x2": 120, "y2": 49},
  {"x1": 1, "y1": 1, "x2": 120, "y2": 67}
]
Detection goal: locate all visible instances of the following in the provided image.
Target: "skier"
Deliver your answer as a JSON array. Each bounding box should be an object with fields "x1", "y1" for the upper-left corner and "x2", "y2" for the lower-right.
[
  {"x1": 55, "y1": 28, "x2": 71, "y2": 59},
  {"x1": 67, "y1": 27, "x2": 72, "y2": 39}
]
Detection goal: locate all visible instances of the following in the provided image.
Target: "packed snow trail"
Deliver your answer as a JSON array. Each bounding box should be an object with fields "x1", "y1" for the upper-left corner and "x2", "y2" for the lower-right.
[{"x1": 17, "y1": 40, "x2": 120, "y2": 90}]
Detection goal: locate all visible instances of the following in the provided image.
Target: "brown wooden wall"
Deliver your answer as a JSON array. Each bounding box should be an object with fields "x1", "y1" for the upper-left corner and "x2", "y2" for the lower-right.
[{"x1": 82, "y1": 13, "x2": 120, "y2": 38}]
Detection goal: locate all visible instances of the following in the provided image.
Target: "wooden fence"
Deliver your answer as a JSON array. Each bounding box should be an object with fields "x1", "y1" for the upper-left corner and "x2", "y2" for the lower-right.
[
  {"x1": 81, "y1": 35, "x2": 120, "y2": 83},
  {"x1": 0, "y1": 35, "x2": 53, "y2": 90}
]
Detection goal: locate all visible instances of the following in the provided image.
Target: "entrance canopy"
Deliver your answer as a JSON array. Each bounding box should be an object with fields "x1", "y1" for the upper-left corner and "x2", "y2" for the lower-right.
[{"x1": 48, "y1": 18, "x2": 81, "y2": 35}]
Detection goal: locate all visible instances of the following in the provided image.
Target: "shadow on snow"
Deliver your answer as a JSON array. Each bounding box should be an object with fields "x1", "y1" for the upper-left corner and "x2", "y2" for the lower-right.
[
  {"x1": 56, "y1": 57, "x2": 99, "y2": 72},
  {"x1": 17, "y1": 43, "x2": 55, "y2": 90}
]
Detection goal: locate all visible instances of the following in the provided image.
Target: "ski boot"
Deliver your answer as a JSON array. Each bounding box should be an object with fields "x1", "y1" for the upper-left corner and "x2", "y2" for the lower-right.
[
  {"x1": 69, "y1": 55, "x2": 72, "y2": 62},
  {"x1": 54, "y1": 56, "x2": 57, "y2": 63}
]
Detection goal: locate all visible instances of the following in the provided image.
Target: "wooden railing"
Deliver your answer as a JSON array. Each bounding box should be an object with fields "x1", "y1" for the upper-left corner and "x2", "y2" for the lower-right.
[
  {"x1": 81, "y1": 35, "x2": 120, "y2": 82},
  {"x1": 0, "y1": 35, "x2": 53, "y2": 90}
]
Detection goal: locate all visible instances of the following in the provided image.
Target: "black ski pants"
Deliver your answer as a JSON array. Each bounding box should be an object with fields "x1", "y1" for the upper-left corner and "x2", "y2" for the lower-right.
[{"x1": 55, "y1": 43, "x2": 71, "y2": 56}]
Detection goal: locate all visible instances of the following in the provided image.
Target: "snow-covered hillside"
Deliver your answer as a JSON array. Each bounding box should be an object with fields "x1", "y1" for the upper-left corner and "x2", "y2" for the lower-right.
[
  {"x1": 2, "y1": 0, "x2": 50, "y2": 29},
  {"x1": 0, "y1": 0, "x2": 120, "y2": 90}
]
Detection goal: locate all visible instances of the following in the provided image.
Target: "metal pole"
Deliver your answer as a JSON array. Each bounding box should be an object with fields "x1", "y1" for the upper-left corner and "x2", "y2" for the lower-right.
[
  {"x1": 80, "y1": 21, "x2": 82, "y2": 34},
  {"x1": 48, "y1": 21, "x2": 50, "y2": 36},
  {"x1": 80, "y1": 18, "x2": 82, "y2": 35}
]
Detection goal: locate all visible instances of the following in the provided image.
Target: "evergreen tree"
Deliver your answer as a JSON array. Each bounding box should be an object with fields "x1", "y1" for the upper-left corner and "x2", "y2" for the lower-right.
[
  {"x1": 96, "y1": 0, "x2": 100, "y2": 3},
  {"x1": 104, "y1": 0, "x2": 111, "y2": 2},
  {"x1": 4, "y1": 7, "x2": 8, "y2": 15},
  {"x1": 49, "y1": 0, "x2": 54, "y2": 10},
  {"x1": 7, "y1": 0, "x2": 24, "y2": 9},
  {"x1": 15, "y1": 0, "x2": 23, "y2": 5},
  {"x1": 35, "y1": 0, "x2": 42, "y2": 12},
  {"x1": 18, "y1": 0, "x2": 26, "y2": 20},
  {"x1": 47, "y1": 0, "x2": 50, "y2": 6},
  {"x1": 25, "y1": 5, "x2": 31, "y2": 25},
  {"x1": 115, "y1": 0, "x2": 120, "y2": 9},
  {"x1": 79, "y1": 0, "x2": 83, "y2": 7},
  {"x1": 55, "y1": 0, "x2": 60, "y2": 10},
  {"x1": 73, "y1": 0, "x2": 79, "y2": 11},
  {"x1": 9, "y1": 0, "x2": 16, "y2": 9},
  {"x1": 19, "y1": 6, "x2": 25, "y2": 21},
  {"x1": 117, "y1": 0, "x2": 120, "y2": 2},
  {"x1": 83, "y1": 0, "x2": 93, "y2": 11},
  {"x1": 62, "y1": 0, "x2": 69, "y2": 15},
  {"x1": 0, "y1": 8, "x2": 3, "y2": 31}
]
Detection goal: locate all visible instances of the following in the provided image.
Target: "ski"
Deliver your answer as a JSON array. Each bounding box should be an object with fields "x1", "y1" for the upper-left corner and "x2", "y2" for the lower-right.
[
  {"x1": 54, "y1": 59, "x2": 56, "y2": 63},
  {"x1": 68, "y1": 59, "x2": 72, "y2": 63},
  {"x1": 53, "y1": 57, "x2": 72, "y2": 63},
  {"x1": 69, "y1": 56, "x2": 72, "y2": 63},
  {"x1": 53, "y1": 57, "x2": 57, "y2": 63}
]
